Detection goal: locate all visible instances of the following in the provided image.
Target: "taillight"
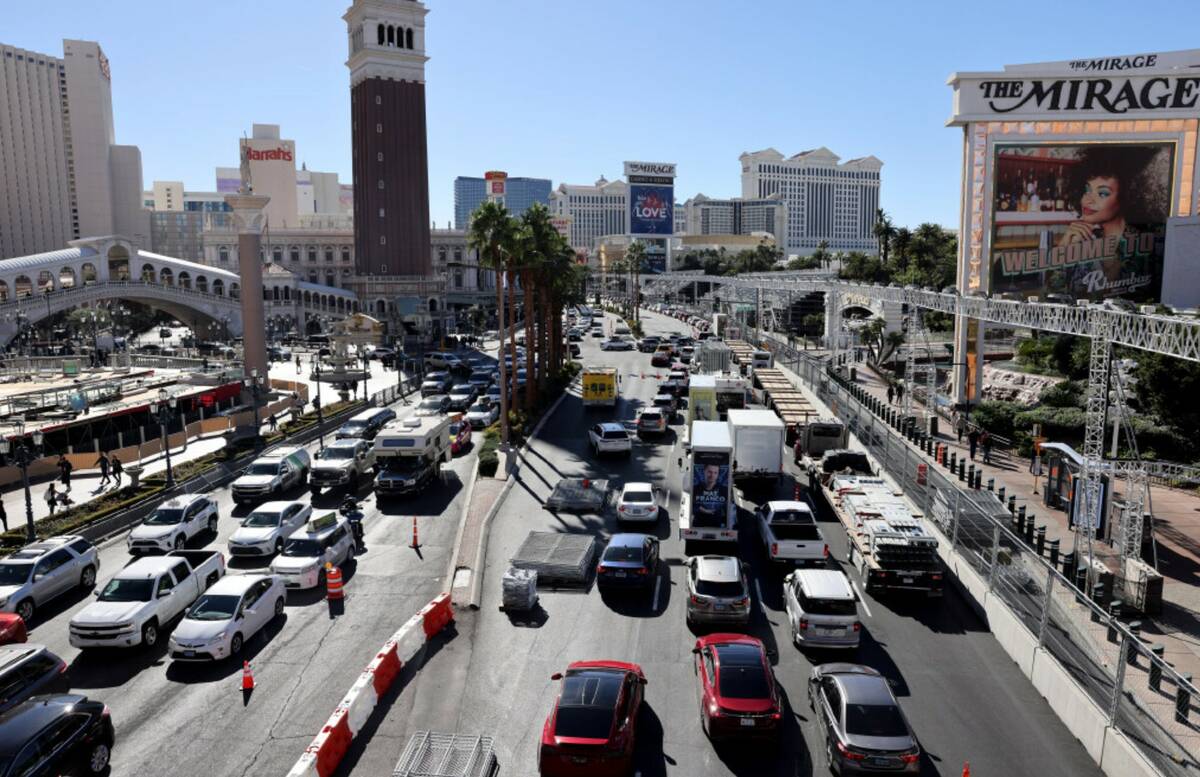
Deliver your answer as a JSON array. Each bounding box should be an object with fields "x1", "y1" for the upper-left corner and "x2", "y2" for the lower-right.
[
  {"x1": 900, "y1": 750, "x2": 920, "y2": 764},
  {"x1": 770, "y1": 543, "x2": 778, "y2": 556},
  {"x1": 635, "y1": 567, "x2": 648, "y2": 575},
  {"x1": 852, "y1": 621, "x2": 861, "y2": 632},
  {"x1": 799, "y1": 618, "x2": 809, "y2": 631},
  {"x1": 596, "y1": 564, "x2": 606, "y2": 574},
  {"x1": 101, "y1": 704, "x2": 111, "y2": 718},
  {"x1": 836, "y1": 741, "x2": 866, "y2": 761},
  {"x1": 823, "y1": 544, "x2": 830, "y2": 558},
  {"x1": 57, "y1": 661, "x2": 68, "y2": 674},
  {"x1": 736, "y1": 596, "x2": 750, "y2": 606},
  {"x1": 617, "y1": 505, "x2": 626, "y2": 513},
  {"x1": 931, "y1": 573, "x2": 942, "y2": 581}
]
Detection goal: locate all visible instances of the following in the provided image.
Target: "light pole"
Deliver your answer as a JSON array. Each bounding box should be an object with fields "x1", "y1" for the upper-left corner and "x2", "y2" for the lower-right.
[
  {"x1": 153, "y1": 388, "x2": 177, "y2": 488},
  {"x1": 249, "y1": 368, "x2": 266, "y2": 449},
  {"x1": 0, "y1": 419, "x2": 44, "y2": 543},
  {"x1": 360, "y1": 350, "x2": 371, "y2": 403},
  {"x1": 310, "y1": 355, "x2": 325, "y2": 450}
]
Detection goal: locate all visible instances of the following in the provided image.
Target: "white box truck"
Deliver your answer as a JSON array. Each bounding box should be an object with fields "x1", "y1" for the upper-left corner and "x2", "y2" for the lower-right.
[
  {"x1": 679, "y1": 421, "x2": 737, "y2": 543},
  {"x1": 728, "y1": 409, "x2": 785, "y2": 483}
]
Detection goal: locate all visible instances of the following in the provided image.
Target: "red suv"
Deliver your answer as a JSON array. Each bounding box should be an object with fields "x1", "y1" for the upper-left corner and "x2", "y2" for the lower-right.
[
  {"x1": 539, "y1": 660, "x2": 646, "y2": 776},
  {"x1": 692, "y1": 634, "x2": 782, "y2": 740}
]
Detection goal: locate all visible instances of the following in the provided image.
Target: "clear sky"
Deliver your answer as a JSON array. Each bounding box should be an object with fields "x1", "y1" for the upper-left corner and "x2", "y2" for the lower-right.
[{"x1": 7, "y1": 0, "x2": 1199, "y2": 230}]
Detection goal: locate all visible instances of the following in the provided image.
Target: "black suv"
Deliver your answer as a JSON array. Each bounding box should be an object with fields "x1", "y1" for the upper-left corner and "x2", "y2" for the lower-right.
[
  {"x1": 0, "y1": 646, "x2": 70, "y2": 715},
  {"x1": 0, "y1": 694, "x2": 114, "y2": 776}
]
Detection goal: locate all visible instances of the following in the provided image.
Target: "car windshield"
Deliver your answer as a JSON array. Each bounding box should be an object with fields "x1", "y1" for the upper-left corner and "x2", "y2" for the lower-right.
[
  {"x1": 247, "y1": 462, "x2": 280, "y2": 476},
  {"x1": 602, "y1": 543, "x2": 644, "y2": 563},
  {"x1": 468, "y1": 403, "x2": 491, "y2": 414},
  {"x1": 0, "y1": 563, "x2": 32, "y2": 585},
  {"x1": 339, "y1": 421, "x2": 366, "y2": 434},
  {"x1": 145, "y1": 507, "x2": 185, "y2": 525},
  {"x1": 98, "y1": 578, "x2": 154, "y2": 602},
  {"x1": 696, "y1": 578, "x2": 744, "y2": 598},
  {"x1": 715, "y1": 645, "x2": 770, "y2": 699},
  {"x1": 418, "y1": 400, "x2": 440, "y2": 410},
  {"x1": 602, "y1": 429, "x2": 627, "y2": 440},
  {"x1": 318, "y1": 447, "x2": 355, "y2": 460},
  {"x1": 623, "y1": 491, "x2": 653, "y2": 503},
  {"x1": 187, "y1": 594, "x2": 240, "y2": 621},
  {"x1": 845, "y1": 703, "x2": 909, "y2": 737},
  {"x1": 244, "y1": 510, "x2": 282, "y2": 528},
  {"x1": 282, "y1": 538, "x2": 323, "y2": 557},
  {"x1": 554, "y1": 671, "x2": 622, "y2": 738},
  {"x1": 451, "y1": 386, "x2": 472, "y2": 394}
]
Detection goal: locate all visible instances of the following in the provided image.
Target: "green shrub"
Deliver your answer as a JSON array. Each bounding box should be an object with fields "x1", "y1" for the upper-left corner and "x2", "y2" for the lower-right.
[
  {"x1": 970, "y1": 400, "x2": 1018, "y2": 438},
  {"x1": 478, "y1": 435, "x2": 500, "y2": 477}
]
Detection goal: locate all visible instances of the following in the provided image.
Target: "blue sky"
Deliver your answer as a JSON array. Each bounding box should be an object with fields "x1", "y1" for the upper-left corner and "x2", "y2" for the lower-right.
[{"x1": 8, "y1": 0, "x2": 1199, "y2": 230}]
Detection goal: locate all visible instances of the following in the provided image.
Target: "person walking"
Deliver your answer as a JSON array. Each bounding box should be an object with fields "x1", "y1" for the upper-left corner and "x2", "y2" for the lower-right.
[
  {"x1": 981, "y1": 431, "x2": 993, "y2": 465},
  {"x1": 955, "y1": 413, "x2": 967, "y2": 443},
  {"x1": 57, "y1": 455, "x2": 72, "y2": 492},
  {"x1": 295, "y1": 355, "x2": 301, "y2": 374},
  {"x1": 895, "y1": 381, "x2": 905, "y2": 406},
  {"x1": 967, "y1": 427, "x2": 980, "y2": 461},
  {"x1": 110, "y1": 454, "x2": 124, "y2": 487},
  {"x1": 268, "y1": 413, "x2": 278, "y2": 433},
  {"x1": 887, "y1": 384, "x2": 895, "y2": 405},
  {"x1": 95, "y1": 453, "x2": 111, "y2": 487},
  {"x1": 44, "y1": 483, "x2": 57, "y2": 516}
]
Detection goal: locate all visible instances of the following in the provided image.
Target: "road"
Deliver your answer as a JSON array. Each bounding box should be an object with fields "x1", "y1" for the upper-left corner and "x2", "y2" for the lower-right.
[
  {"x1": 346, "y1": 309, "x2": 1102, "y2": 776},
  {"x1": 19, "y1": 358, "x2": 478, "y2": 777}
]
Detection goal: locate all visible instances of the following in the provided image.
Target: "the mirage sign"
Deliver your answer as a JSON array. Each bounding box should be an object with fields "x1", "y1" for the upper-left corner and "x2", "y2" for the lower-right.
[
  {"x1": 626, "y1": 160, "x2": 676, "y2": 237},
  {"x1": 951, "y1": 72, "x2": 1200, "y2": 122}
]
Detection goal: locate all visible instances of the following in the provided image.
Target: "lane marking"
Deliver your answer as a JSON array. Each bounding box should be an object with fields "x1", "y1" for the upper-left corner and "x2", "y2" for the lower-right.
[
  {"x1": 653, "y1": 576, "x2": 663, "y2": 612},
  {"x1": 852, "y1": 581, "x2": 874, "y2": 618}
]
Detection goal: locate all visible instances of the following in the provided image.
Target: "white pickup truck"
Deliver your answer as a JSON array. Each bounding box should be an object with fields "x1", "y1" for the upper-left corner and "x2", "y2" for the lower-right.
[
  {"x1": 754, "y1": 500, "x2": 828, "y2": 565},
  {"x1": 69, "y1": 550, "x2": 225, "y2": 650}
]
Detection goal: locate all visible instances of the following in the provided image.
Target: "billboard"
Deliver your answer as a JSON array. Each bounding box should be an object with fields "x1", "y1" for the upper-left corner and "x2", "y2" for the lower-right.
[
  {"x1": 630, "y1": 185, "x2": 674, "y2": 235},
  {"x1": 691, "y1": 450, "x2": 730, "y2": 526},
  {"x1": 989, "y1": 141, "x2": 1175, "y2": 302},
  {"x1": 485, "y1": 171, "x2": 507, "y2": 199}
]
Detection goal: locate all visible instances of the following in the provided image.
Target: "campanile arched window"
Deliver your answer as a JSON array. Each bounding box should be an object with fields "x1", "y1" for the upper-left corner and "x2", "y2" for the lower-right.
[
  {"x1": 377, "y1": 24, "x2": 384, "y2": 45},
  {"x1": 387, "y1": 25, "x2": 395, "y2": 46},
  {"x1": 406, "y1": 28, "x2": 413, "y2": 49}
]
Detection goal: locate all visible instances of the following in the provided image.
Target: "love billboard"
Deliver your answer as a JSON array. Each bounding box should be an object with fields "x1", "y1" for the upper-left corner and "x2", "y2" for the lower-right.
[{"x1": 629, "y1": 184, "x2": 674, "y2": 236}]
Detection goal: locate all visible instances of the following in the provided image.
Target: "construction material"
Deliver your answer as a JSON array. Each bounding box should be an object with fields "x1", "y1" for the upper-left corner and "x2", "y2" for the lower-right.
[
  {"x1": 392, "y1": 731, "x2": 499, "y2": 777},
  {"x1": 544, "y1": 477, "x2": 609, "y2": 512},
  {"x1": 510, "y1": 531, "x2": 597, "y2": 586},
  {"x1": 501, "y1": 566, "x2": 539, "y2": 611}
]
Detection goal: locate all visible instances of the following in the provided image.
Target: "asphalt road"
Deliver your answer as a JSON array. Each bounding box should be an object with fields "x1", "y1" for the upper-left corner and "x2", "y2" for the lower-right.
[
  {"x1": 20, "y1": 372, "x2": 478, "y2": 777},
  {"x1": 346, "y1": 309, "x2": 1102, "y2": 777}
]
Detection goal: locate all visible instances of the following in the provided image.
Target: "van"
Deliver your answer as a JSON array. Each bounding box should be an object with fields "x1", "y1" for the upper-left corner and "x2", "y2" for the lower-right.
[
  {"x1": 782, "y1": 569, "x2": 860, "y2": 649},
  {"x1": 751, "y1": 350, "x2": 774, "y2": 371},
  {"x1": 335, "y1": 407, "x2": 397, "y2": 441}
]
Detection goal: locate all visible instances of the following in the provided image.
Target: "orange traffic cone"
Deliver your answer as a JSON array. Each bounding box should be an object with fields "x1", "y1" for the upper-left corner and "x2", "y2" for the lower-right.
[
  {"x1": 962, "y1": 763, "x2": 970, "y2": 777},
  {"x1": 325, "y1": 563, "x2": 344, "y2": 600},
  {"x1": 411, "y1": 516, "x2": 419, "y2": 549},
  {"x1": 242, "y1": 661, "x2": 255, "y2": 691}
]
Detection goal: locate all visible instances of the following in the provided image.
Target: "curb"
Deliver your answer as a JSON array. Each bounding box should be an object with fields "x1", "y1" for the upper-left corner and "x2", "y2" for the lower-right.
[
  {"x1": 444, "y1": 456, "x2": 478, "y2": 597},
  {"x1": 285, "y1": 593, "x2": 454, "y2": 777}
]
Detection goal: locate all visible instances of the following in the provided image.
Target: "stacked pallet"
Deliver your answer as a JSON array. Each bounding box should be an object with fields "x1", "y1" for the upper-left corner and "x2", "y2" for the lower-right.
[
  {"x1": 753, "y1": 367, "x2": 816, "y2": 436},
  {"x1": 510, "y1": 531, "x2": 597, "y2": 586}
]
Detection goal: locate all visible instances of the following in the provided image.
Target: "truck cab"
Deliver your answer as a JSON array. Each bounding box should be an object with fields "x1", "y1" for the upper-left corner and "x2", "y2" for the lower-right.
[
  {"x1": 373, "y1": 416, "x2": 452, "y2": 498},
  {"x1": 232, "y1": 447, "x2": 311, "y2": 505},
  {"x1": 794, "y1": 418, "x2": 849, "y2": 466},
  {"x1": 679, "y1": 421, "x2": 737, "y2": 543}
]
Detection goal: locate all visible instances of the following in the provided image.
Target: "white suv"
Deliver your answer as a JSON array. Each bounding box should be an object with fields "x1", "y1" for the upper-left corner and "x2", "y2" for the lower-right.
[
  {"x1": 588, "y1": 423, "x2": 632, "y2": 457},
  {"x1": 128, "y1": 495, "x2": 218, "y2": 555},
  {"x1": 269, "y1": 514, "x2": 356, "y2": 590}
]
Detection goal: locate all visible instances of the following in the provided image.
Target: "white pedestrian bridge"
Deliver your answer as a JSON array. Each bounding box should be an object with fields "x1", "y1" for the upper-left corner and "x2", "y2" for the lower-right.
[{"x1": 0, "y1": 236, "x2": 359, "y2": 344}]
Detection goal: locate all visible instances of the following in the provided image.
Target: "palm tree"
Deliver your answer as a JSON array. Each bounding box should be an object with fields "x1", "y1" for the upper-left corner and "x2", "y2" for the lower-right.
[
  {"x1": 873, "y1": 208, "x2": 896, "y2": 266},
  {"x1": 624, "y1": 241, "x2": 646, "y2": 324},
  {"x1": 467, "y1": 201, "x2": 515, "y2": 447},
  {"x1": 518, "y1": 204, "x2": 558, "y2": 408}
]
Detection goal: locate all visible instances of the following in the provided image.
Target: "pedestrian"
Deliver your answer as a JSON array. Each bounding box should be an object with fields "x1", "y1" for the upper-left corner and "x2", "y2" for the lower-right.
[
  {"x1": 981, "y1": 431, "x2": 993, "y2": 465},
  {"x1": 110, "y1": 454, "x2": 124, "y2": 487},
  {"x1": 955, "y1": 413, "x2": 967, "y2": 443},
  {"x1": 57, "y1": 455, "x2": 72, "y2": 491},
  {"x1": 967, "y1": 427, "x2": 980, "y2": 461},
  {"x1": 895, "y1": 381, "x2": 904, "y2": 405},
  {"x1": 268, "y1": 413, "x2": 277, "y2": 432},
  {"x1": 95, "y1": 452, "x2": 111, "y2": 487},
  {"x1": 0, "y1": 500, "x2": 7, "y2": 532},
  {"x1": 295, "y1": 355, "x2": 301, "y2": 373},
  {"x1": 202, "y1": 356, "x2": 209, "y2": 372},
  {"x1": 887, "y1": 384, "x2": 895, "y2": 405},
  {"x1": 45, "y1": 483, "x2": 57, "y2": 516}
]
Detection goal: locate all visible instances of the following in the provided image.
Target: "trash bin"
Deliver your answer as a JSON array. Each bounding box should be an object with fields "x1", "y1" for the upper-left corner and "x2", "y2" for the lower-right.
[{"x1": 927, "y1": 416, "x2": 939, "y2": 438}]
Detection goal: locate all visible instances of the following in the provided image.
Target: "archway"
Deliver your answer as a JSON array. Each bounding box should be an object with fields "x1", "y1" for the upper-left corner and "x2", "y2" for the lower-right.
[
  {"x1": 141, "y1": 264, "x2": 156, "y2": 282},
  {"x1": 107, "y1": 245, "x2": 130, "y2": 281},
  {"x1": 160, "y1": 267, "x2": 174, "y2": 286},
  {"x1": 14, "y1": 276, "x2": 31, "y2": 299},
  {"x1": 212, "y1": 279, "x2": 225, "y2": 297},
  {"x1": 230, "y1": 283, "x2": 240, "y2": 300},
  {"x1": 374, "y1": 299, "x2": 386, "y2": 316},
  {"x1": 178, "y1": 271, "x2": 192, "y2": 289},
  {"x1": 0, "y1": 281, "x2": 8, "y2": 302},
  {"x1": 428, "y1": 298, "x2": 438, "y2": 313},
  {"x1": 59, "y1": 267, "x2": 77, "y2": 289},
  {"x1": 36, "y1": 271, "x2": 54, "y2": 294},
  {"x1": 82, "y1": 262, "x2": 99, "y2": 285},
  {"x1": 195, "y1": 275, "x2": 208, "y2": 294}
]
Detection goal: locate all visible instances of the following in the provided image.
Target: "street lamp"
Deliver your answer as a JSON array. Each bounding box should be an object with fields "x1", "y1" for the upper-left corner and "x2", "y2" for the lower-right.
[
  {"x1": 310, "y1": 355, "x2": 325, "y2": 450},
  {"x1": 249, "y1": 368, "x2": 267, "y2": 449},
  {"x1": 153, "y1": 388, "x2": 177, "y2": 488},
  {"x1": 360, "y1": 349, "x2": 371, "y2": 403},
  {"x1": 0, "y1": 419, "x2": 44, "y2": 543}
]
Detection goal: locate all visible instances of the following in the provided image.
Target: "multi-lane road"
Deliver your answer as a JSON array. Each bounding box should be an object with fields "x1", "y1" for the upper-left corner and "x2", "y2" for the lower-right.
[
  {"x1": 19, "y1": 357, "x2": 475, "y2": 777},
  {"x1": 347, "y1": 310, "x2": 1102, "y2": 776}
]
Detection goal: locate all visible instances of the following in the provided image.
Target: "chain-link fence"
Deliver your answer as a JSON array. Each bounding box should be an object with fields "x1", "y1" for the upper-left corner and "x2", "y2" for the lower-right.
[{"x1": 753, "y1": 336, "x2": 1199, "y2": 777}]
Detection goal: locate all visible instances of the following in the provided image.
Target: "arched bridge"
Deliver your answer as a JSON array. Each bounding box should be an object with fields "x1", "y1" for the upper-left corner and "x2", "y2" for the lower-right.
[{"x1": 0, "y1": 236, "x2": 359, "y2": 345}]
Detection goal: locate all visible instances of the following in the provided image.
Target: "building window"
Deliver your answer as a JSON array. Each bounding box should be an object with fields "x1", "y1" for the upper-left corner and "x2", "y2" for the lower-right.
[
  {"x1": 406, "y1": 28, "x2": 414, "y2": 49},
  {"x1": 308, "y1": 248, "x2": 317, "y2": 262},
  {"x1": 218, "y1": 246, "x2": 229, "y2": 263},
  {"x1": 387, "y1": 25, "x2": 395, "y2": 46},
  {"x1": 454, "y1": 271, "x2": 463, "y2": 289},
  {"x1": 379, "y1": 208, "x2": 385, "y2": 217},
  {"x1": 289, "y1": 247, "x2": 299, "y2": 262},
  {"x1": 341, "y1": 247, "x2": 350, "y2": 262},
  {"x1": 453, "y1": 248, "x2": 462, "y2": 261},
  {"x1": 380, "y1": 265, "x2": 388, "y2": 274},
  {"x1": 272, "y1": 246, "x2": 282, "y2": 263},
  {"x1": 438, "y1": 247, "x2": 447, "y2": 262},
  {"x1": 325, "y1": 248, "x2": 334, "y2": 262},
  {"x1": 377, "y1": 24, "x2": 385, "y2": 45},
  {"x1": 375, "y1": 95, "x2": 382, "y2": 105}
]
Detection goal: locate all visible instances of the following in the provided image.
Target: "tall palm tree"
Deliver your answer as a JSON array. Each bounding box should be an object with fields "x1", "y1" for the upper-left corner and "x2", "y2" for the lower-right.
[
  {"x1": 873, "y1": 208, "x2": 896, "y2": 267},
  {"x1": 519, "y1": 203, "x2": 557, "y2": 408},
  {"x1": 467, "y1": 201, "x2": 515, "y2": 446},
  {"x1": 624, "y1": 241, "x2": 646, "y2": 324}
]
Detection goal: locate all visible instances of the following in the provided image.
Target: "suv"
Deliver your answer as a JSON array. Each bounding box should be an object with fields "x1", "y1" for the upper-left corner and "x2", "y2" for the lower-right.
[
  {"x1": 784, "y1": 569, "x2": 860, "y2": 649},
  {"x1": 0, "y1": 537, "x2": 99, "y2": 624},
  {"x1": 269, "y1": 514, "x2": 356, "y2": 590},
  {"x1": 0, "y1": 645, "x2": 70, "y2": 714},
  {"x1": 637, "y1": 336, "x2": 661, "y2": 353},
  {"x1": 310, "y1": 439, "x2": 375, "y2": 494},
  {"x1": 685, "y1": 555, "x2": 751, "y2": 626},
  {"x1": 0, "y1": 694, "x2": 115, "y2": 776},
  {"x1": 227, "y1": 500, "x2": 313, "y2": 557},
  {"x1": 636, "y1": 408, "x2": 667, "y2": 437},
  {"x1": 231, "y1": 447, "x2": 311, "y2": 505},
  {"x1": 127, "y1": 494, "x2": 218, "y2": 554},
  {"x1": 588, "y1": 423, "x2": 632, "y2": 456},
  {"x1": 447, "y1": 384, "x2": 477, "y2": 412},
  {"x1": 651, "y1": 393, "x2": 679, "y2": 421},
  {"x1": 420, "y1": 371, "x2": 454, "y2": 397}
]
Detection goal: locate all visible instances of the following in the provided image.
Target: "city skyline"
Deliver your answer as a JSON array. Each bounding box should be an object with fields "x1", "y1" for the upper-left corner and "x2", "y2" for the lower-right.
[{"x1": 5, "y1": 0, "x2": 1198, "y2": 234}]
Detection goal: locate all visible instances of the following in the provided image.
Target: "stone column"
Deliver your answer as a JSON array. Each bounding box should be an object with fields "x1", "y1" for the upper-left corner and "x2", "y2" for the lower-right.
[{"x1": 224, "y1": 193, "x2": 271, "y2": 381}]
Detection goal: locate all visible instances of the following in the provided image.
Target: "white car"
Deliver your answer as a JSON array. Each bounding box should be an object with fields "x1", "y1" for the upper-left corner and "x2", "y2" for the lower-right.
[
  {"x1": 588, "y1": 423, "x2": 632, "y2": 456},
  {"x1": 227, "y1": 501, "x2": 313, "y2": 558},
  {"x1": 127, "y1": 494, "x2": 218, "y2": 555},
  {"x1": 616, "y1": 482, "x2": 660, "y2": 523},
  {"x1": 465, "y1": 400, "x2": 500, "y2": 429},
  {"x1": 269, "y1": 514, "x2": 356, "y2": 590},
  {"x1": 168, "y1": 574, "x2": 286, "y2": 662},
  {"x1": 600, "y1": 338, "x2": 634, "y2": 351}
]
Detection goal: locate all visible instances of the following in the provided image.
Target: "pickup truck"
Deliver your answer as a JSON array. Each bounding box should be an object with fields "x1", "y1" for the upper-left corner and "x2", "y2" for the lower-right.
[
  {"x1": 309, "y1": 439, "x2": 375, "y2": 494},
  {"x1": 231, "y1": 447, "x2": 311, "y2": 505},
  {"x1": 69, "y1": 550, "x2": 225, "y2": 650},
  {"x1": 755, "y1": 500, "x2": 828, "y2": 565},
  {"x1": 126, "y1": 494, "x2": 218, "y2": 554}
]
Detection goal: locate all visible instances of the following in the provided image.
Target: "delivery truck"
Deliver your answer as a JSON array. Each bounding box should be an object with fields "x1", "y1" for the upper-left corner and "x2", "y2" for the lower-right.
[
  {"x1": 728, "y1": 409, "x2": 785, "y2": 483},
  {"x1": 679, "y1": 421, "x2": 737, "y2": 543},
  {"x1": 582, "y1": 367, "x2": 618, "y2": 407}
]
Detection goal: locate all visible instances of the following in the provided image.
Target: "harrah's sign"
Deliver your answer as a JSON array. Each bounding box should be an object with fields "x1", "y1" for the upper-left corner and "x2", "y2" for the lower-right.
[
  {"x1": 245, "y1": 147, "x2": 294, "y2": 162},
  {"x1": 952, "y1": 72, "x2": 1200, "y2": 122}
]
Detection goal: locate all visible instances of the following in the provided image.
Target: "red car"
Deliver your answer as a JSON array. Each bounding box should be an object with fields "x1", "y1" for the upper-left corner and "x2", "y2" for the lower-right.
[
  {"x1": 693, "y1": 634, "x2": 782, "y2": 740},
  {"x1": 449, "y1": 420, "x2": 472, "y2": 455},
  {"x1": 539, "y1": 660, "x2": 646, "y2": 776},
  {"x1": 0, "y1": 614, "x2": 27, "y2": 645}
]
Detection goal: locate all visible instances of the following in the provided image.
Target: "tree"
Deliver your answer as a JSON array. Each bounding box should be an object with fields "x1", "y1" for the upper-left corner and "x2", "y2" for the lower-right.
[
  {"x1": 873, "y1": 209, "x2": 896, "y2": 266},
  {"x1": 518, "y1": 203, "x2": 559, "y2": 407},
  {"x1": 467, "y1": 201, "x2": 516, "y2": 446},
  {"x1": 624, "y1": 241, "x2": 647, "y2": 323},
  {"x1": 811, "y1": 240, "x2": 832, "y2": 272}
]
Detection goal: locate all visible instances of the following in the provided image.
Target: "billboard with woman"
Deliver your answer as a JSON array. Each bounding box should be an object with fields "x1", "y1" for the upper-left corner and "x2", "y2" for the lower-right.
[{"x1": 989, "y1": 141, "x2": 1175, "y2": 301}]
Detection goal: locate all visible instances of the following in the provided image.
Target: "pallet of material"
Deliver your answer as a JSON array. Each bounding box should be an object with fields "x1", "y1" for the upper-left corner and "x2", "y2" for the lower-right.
[
  {"x1": 392, "y1": 731, "x2": 499, "y2": 777},
  {"x1": 510, "y1": 531, "x2": 597, "y2": 586},
  {"x1": 545, "y1": 478, "x2": 610, "y2": 513}
]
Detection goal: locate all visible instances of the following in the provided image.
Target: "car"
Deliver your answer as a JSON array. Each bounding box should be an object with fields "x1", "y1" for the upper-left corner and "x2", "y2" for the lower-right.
[
  {"x1": 310, "y1": 439, "x2": 375, "y2": 494},
  {"x1": 539, "y1": 661, "x2": 646, "y2": 777},
  {"x1": 784, "y1": 570, "x2": 861, "y2": 650},
  {"x1": 414, "y1": 395, "x2": 451, "y2": 417},
  {"x1": 484, "y1": 385, "x2": 503, "y2": 405},
  {"x1": 567, "y1": 329, "x2": 583, "y2": 342},
  {"x1": 227, "y1": 501, "x2": 312, "y2": 557},
  {"x1": 465, "y1": 400, "x2": 500, "y2": 429},
  {"x1": 269, "y1": 514, "x2": 356, "y2": 590},
  {"x1": 680, "y1": 346, "x2": 696, "y2": 364},
  {"x1": 420, "y1": 371, "x2": 454, "y2": 396},
  {"x1": 601, "y1": 338, "x2": 634, "y2": 351},
  {"x1": 449, "y1": 420, "x2": 472, "y2": 455},
  {"x1": 0, "y1": 693, "x2": 115, "y2": 776},
  {"x1": 590, "y1": 328, "x2": 604, "y2": 338},
  {"x1": 168, "y1": 574, "x2": 286, "y2": 662},
  {"x1": 0, "y1": 536, "x2": 100, "y2": 625},
  {"x1": 657, "y1": 378, "x2": 686, "y2": 398},
  {"x1": 588, "y1": 423, "x2": 632, "y2": 456},
  {"x1": 568, "y1": 343, "x2": 581, "y2": 359},
  {"x1": 686, "y1": 555, "x2": 751, "y2": 626},
  {"x1": 423, "y1": 352, "x2": 455, "y2": 370},
  {"x1": 693, "y1": 634, "x2": 782, "y2": 740},
  {"x1": 808, "y1": 664, "x2": 920, "y2": 774},
  {"x1": 636, "y1": 408, "x2": 667, "y2": 437},
  {"x1": 0, "y1": 615, "x2": 26, "y2": 646},
  {"x1": 447, "y1": 384, "x2": 478, "y2": 411},
  {"x1": 615, "y1": 482, "x2": 660, "y2": 523},
  {"x1": 231, "y1": 447, "x2": 311, "y2": 505},
  {"x1": 127, "y1": 494, "x2": 218, "y2": 555},
  {"x1": 650, "y1": 350, "x2": 673, "y2": 368},
  {"x1": 468, "y1": 369, "x2": 496, "y2": 389},
  {"x1": 637, "y1": 336, "x2": 661, "y2": 353},
  {"x1": 0, "y1": 645, "x2": 70, "y2": 714},
  {"x1": 596, "y1": 534, "x2": 659, "y2": 591},
  {"x1": 651, "y1": 393, "x2": 679, "y2": 421}
]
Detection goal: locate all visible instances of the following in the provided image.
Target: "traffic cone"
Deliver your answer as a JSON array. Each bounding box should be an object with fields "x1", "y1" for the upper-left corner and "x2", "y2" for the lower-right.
[
  {"x1": 962, "y1": 763, "x2": 970, "y2": 777},
  {"x1": 242, "y1": 661, "x2": 255, "y2": 691},
  {"x1": 411, "y1": 516, "x2": 419, "y2": 549}
]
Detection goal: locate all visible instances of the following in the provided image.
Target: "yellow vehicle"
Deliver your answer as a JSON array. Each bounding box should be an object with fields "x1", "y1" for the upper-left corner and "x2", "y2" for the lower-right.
[{"x1": 582, "y1": 367, "x2": 618, "y2": 407}]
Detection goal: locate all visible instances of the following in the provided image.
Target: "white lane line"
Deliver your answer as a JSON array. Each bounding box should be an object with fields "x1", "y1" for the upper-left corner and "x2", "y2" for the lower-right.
[
  {"x1": 754, "y1": 578, "x2": 764, "y2": 608},
  {"x1": 852, "y1": 581, "x2": 874, "y2": 618},
  {"x1": 653, "y1": 575, "x2": 663, "y2": 612}
]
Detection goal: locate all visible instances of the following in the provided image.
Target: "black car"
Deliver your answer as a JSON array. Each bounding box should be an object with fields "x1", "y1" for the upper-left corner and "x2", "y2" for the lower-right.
[
  {"x1": 0, "y1": 694, "x2": 114, "y2": 776},
  {"x1": 596, "y1": 533, "x2": 659, "y2": 591},
  {"x1": 637, "y1": 337, "x2": 662, "y2": 353},
  {"x1": 658, "y1": 379, "x2": 687, "y2": 398},
  {"x1": 0, "y1": 646, "x2": 70, "y2": 716}
]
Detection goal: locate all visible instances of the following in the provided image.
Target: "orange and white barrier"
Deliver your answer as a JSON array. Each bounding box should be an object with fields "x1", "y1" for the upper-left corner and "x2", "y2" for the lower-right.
[{"x1": 285, "y1": 593, "x2": 454, "y2": 777}]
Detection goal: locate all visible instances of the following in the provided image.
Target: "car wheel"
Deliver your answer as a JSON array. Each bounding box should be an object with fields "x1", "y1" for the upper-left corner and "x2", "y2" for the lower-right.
[
  {"x1": 15, "y1": 599, "x2": 34, "y2": 624},
  {"x1": 141, "y1": 621, "x2": 159, "y2": 648},
  {"x1": 208, "y1": 516, "x2": 218, "y2": 534},
  {"x1": 274, "y1": 596, "x2": 285, "y2": 618},
  {"x1": 346, "y1": 544, "x2": 355, "y2": 563},
  {"x1": 174, "y1": 535, "x2": 186, "y2": 550},
  {"x1": 230, "y1": 632, "x2": 243, "y2": 656},
  {"x1": 85, "y1": 741, "x2": 111, "y2": 774},
  {"x1": 274, "y1": 539, "x2": 284, "y2": 555},
  {"x1": 80, "y1": 565, "x2": 97, "y2": 590}
]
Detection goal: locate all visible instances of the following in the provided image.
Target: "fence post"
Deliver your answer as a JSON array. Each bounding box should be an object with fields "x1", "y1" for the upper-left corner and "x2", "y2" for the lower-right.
[{"x1": 1037, "y1": 566, "x2": 1054, "y2": 647}]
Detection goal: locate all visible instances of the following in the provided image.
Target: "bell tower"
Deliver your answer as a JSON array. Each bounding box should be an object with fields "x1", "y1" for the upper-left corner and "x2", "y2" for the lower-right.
[{"x1": 344, "y1": 0, "x2": 431, "y2": 277}]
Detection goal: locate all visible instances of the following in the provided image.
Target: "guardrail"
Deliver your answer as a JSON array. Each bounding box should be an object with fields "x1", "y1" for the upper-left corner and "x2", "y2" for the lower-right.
[{"x1": 764, "y1": 337, "x2": 1197, "y2": 777}]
